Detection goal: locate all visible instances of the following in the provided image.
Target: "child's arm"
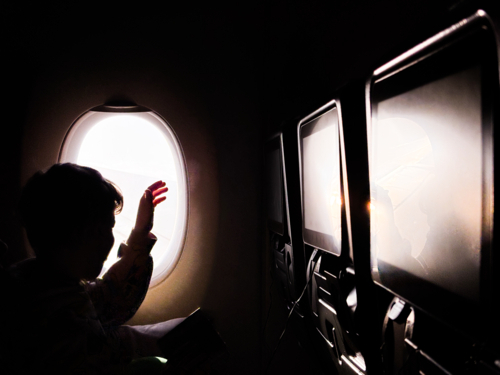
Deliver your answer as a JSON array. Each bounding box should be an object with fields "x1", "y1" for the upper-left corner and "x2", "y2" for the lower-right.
[{"x1": 86, "y1": 181, "x2": 168, "y2": 327}]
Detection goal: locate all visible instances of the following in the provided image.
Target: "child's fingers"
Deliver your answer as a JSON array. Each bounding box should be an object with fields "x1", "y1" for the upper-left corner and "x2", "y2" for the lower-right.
[
  {"x1": 152, "y1": 186, "x2": 168, "y2": 198},
  {"x1": 147, "y1": 180, "x2": 166, "y2": 192},
  {"x1": 153, "y1": 196, "x2": 167, "y2": 207}
]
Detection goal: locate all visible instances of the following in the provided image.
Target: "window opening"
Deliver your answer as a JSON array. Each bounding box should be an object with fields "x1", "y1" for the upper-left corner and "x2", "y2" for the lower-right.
[{"x1": 60, "y1": 106, "x2": 188, "y2": 287}]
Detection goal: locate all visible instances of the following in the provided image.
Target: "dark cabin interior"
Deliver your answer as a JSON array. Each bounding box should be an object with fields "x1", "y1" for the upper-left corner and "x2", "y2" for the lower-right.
[{"x1": 1, "y1": 1, "x2": 499, "y2": 374}]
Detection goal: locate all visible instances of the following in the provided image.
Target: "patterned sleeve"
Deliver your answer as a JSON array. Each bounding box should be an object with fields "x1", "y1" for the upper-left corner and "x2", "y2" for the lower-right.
[{"x1": 86, "y1": 230, "x2": 157, "y2": 328}]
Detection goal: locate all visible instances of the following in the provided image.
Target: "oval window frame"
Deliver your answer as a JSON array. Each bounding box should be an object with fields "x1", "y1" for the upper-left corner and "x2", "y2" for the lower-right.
[{"x1": 59, "y1": 105, "x2": 188, "y2": 287}]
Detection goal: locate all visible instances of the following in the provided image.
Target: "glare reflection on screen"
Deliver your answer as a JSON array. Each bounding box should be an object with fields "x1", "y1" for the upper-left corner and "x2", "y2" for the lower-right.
[
  {"x1": 302, "y1": 108, "x2": 341, "y2": 253},
  {"x1": 77, "y1": 115, "x2": 178, "y2": 276},
  {"x1": 371, "y1": 66, "x2": 482, "y2": 302}
]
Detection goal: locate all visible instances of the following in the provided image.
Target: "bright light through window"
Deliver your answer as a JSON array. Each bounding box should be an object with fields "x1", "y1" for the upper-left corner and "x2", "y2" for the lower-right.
[{"x1": 60, "y1": 108, "x2": 188, "y2": 286}]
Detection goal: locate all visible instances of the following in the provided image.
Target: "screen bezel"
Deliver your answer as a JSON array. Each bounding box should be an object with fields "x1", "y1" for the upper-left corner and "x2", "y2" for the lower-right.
[
  {"x1": 366, "y1": 11, "x2": 498, "y2": 335},
  {"x1": 298, "y1": 100, "x2": 349, "y2": 257}
]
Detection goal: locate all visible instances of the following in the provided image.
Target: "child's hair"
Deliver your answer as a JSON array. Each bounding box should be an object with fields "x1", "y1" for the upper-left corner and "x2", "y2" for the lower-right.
[{"x1": 19, "y1": 163, "x2": 123, "y2": 258}]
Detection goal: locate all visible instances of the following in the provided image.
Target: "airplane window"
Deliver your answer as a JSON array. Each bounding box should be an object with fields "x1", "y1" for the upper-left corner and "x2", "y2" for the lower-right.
[{"x1": 60, "y1": 108, "x2": 188, "y2": 287}]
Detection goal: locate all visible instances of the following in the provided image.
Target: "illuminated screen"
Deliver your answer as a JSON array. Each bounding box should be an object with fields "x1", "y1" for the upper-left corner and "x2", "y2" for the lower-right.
[
  {"x1": 370, "y1": 66, "x2": 482, "y2": 302},
  {"x1": 301, "y1": 108, "x2": 342, "y2": 255},
  {"x1": 265, "y1": 142, "x2": 284, "y2": 234}
]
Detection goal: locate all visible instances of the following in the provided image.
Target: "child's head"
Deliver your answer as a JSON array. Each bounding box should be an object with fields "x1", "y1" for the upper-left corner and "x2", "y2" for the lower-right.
[{"x1": 19, "y1": 163, "x2": 123, "y2": 279}]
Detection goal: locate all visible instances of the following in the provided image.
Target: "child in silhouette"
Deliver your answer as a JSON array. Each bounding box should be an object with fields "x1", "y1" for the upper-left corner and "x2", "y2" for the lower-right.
[{"x1": 3, "y1": 163, "x2": 181, "y2": 374}]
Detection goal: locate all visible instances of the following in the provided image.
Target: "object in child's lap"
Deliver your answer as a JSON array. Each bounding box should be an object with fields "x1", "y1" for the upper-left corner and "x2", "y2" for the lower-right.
[{"x1": 158, "y1": 308, "x2": 228, "y2": 374}]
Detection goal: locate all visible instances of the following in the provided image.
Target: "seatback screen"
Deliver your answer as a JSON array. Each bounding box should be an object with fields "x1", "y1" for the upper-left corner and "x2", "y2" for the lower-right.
[
  {"x1": 265, "y1": 137, "x2": 285, "y2": 235},
  {"x1": 301, "y1": 108, "x2": 342, "y2": 255},
  {"x1": 370, "y1": 66, "x2": 482, "y2": 303}
]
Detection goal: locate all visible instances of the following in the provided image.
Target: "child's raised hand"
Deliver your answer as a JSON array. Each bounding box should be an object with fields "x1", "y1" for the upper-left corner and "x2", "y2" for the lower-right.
[{"x1": 134, "y1": 181, "x2": 168, "y2": 234}]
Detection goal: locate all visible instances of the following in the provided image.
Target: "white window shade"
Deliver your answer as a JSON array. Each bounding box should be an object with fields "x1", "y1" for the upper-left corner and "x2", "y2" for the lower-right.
[{"x1": 60, "y1": 108, "x2": 188, "y2": 287}]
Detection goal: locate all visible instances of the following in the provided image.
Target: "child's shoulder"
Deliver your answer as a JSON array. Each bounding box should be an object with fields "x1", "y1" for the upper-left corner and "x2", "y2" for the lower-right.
[{"x1": 9, "y1": 258, "x2": 91, "y2": 314}]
